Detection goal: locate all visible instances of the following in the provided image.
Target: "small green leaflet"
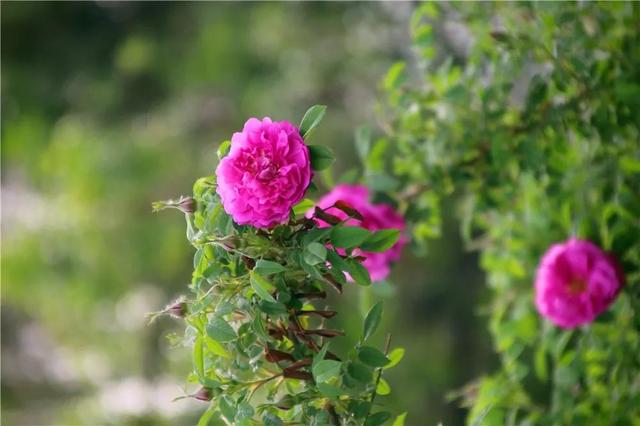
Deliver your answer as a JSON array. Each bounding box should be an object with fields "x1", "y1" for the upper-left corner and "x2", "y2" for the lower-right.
[
  {"x1": 299, "y1": 105, "x2": 327, "y2": 139},
  {"x1": 376, "y1": 378, "x2": 391, "y2": 395},
  {"x1": 292, "y1": 198, "x2": 315, "y2": 216},
  {"x1": 363, "y1": 301, "x2": 383, "y2": 342},
  {"x1": 392, "y1": 412, "x2": 407, "y2": 426},
  {"x1": 206, "y1": 317, "x2": 237, "y2": 342},
  {"x1": 250, "y1": 270, "x2": 277, "y2": 303},
  {"x1": 384, "y1": 347, "x2": 405, "y2": 369}
]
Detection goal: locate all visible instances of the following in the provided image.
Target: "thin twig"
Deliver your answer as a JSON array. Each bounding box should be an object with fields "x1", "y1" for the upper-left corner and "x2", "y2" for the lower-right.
[{"x1": 365, "y1": 333, "x2": 392, "y2": 423}]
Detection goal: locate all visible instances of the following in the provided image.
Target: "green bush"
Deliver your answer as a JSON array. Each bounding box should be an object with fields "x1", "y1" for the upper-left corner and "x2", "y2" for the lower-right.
[{"x1": 369, "y1": 2, "x2": 639, "y2": 424}]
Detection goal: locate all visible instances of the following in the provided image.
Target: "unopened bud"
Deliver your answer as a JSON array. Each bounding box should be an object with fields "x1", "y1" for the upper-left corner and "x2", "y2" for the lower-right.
[
  {"x1": 193, "y1": 387, "x2": 213, "y2": 402},
  {"x1": 168, "y1": 300, "x2": 188, "y2": 318},
  {"x1": 177, "y1": 196, "x2": 196, "y2": 214}
]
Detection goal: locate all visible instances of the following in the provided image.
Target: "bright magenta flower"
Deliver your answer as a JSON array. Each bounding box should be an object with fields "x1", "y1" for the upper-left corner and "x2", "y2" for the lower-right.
[
  {"x1": 310, "y1": 184, "x2": 407, "y2": 282},
  {"x1": 216, "y1": 117, "x2": 312, "y2": 229},
  {"x1": 534, "y1": 238, "x2": 624, "y2": 329}
]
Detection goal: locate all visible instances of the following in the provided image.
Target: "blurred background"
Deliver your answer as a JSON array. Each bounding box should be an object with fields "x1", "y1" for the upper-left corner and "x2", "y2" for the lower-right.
[{"x1": 2, "y1": 3, "x2": 492, "y2": 425}]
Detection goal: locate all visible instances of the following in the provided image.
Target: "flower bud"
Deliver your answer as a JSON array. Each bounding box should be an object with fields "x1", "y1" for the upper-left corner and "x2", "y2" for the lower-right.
[
  {"x1": 193, "y1": 387, "x2": 213, "y2": 402},
  {"x1": 168, "y1": 301, "x2": 188, "y2": 318},
  {"x1": 177, "y1": 196, "x2": 196, "y2": 214}
]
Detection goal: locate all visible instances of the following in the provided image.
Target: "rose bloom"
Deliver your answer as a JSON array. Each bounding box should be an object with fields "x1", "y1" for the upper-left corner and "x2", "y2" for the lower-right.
[
  {"x1": 534, "y1": 238, "x2": 624, "y2": 329},
  {"x1": 309, "y1": 184, "x2": 407, "y2": 282},
  {"x1": 216, "y1": 117, "x2": 312, "y2": 229}
]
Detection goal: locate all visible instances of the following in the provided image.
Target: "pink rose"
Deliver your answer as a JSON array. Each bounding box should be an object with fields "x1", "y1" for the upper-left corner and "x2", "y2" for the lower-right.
[
  {"x1": 216, "y1": 117, "x2": 312, "y2": 229},
  {"x1": 309, "y1": 184, "x2": 407, "y2": 282},
  {"x1": 534, "y1": 238, "x2": 624, "y2": 329}
]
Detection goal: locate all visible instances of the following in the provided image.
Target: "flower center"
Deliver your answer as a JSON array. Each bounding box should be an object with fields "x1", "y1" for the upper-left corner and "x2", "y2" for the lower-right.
[
  {"x1": 567, "y1": 278, "x2": 587, "y2": 295},
  {"x1": 256, "y1": 157, "x2": 278, "y2": 180}
]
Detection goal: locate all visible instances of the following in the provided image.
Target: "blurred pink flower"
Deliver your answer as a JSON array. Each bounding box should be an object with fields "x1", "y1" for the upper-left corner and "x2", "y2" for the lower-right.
[
  {"x1": 216, "y1": 117, "x2": 312, "y2": 228},
  {"x1": 534, "y1": 238, "x2": 624, "y2": 329},
  {"x1": 310, "y1": 184, "x2": 407, "y2": 282}
]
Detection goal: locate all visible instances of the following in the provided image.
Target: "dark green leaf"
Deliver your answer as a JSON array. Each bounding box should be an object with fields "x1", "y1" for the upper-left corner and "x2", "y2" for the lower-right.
[
  {"x1": 360, "y1": 229, "x2": 400, "y2": 252},
  {"x1": 258, "y1": 301, "x2": 288, "y2": 316},
  {"x1": 254, "y1": 259, "x2": 286, "y2": 275},
  {"x1": 363, "y1": 302, "x2": 383, "y2": 341},
  {"x1": 348, "y1": 260, "x2": 371, "y2": 287},
  {"x1": 365, "y1": 411, "x2": 392, "y2": 426},
  {"x1": 358, "y1": 346, "x2": 390, "y2": 368},
  {"x1": 308, "y1": 145, "x2": 335, "y2": 171},
  {"x1": 299, "y1": 105, "x2": 327, "y2": 139},
  {"x1": 347, "y1": 362, "x2": 373, "y2": 383},
  {"x1": 330, "y1": 226, "x2": 371, "y2": 248}
]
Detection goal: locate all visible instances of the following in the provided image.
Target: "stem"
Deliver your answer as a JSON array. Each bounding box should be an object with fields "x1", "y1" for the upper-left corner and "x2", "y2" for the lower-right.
[{"x1": 365, "y1": 333, "x2": 392, "y2": 423}]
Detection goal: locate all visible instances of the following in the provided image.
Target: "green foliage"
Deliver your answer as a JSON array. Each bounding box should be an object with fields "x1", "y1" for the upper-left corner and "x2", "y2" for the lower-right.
[
  {"x1": 156, "y1": 108, "x2": 403, "y2": 425},
  {"x1": 373, "y1": 2, "x2": 640, "y2": 424}
]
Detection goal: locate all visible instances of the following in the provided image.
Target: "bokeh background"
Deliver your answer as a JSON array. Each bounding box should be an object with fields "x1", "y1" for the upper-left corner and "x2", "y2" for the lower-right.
[{"x1": 2, "y1": 3, "x2": 492, "y2": 425}]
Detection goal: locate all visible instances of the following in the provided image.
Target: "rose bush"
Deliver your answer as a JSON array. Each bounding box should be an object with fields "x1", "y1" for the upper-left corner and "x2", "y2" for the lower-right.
[{"x1": 154, "y1": 106, "x2": 407, "y2": 426}]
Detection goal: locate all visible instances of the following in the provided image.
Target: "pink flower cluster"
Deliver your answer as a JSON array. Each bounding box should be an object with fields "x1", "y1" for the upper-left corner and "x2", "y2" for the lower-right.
[
  {"x1": 216, "y1": 118, "x2": 312, "y2": 229},
  {"x1": 534, "y1": 238, "x2": 624, "y2": 329},
  {"x1": 310, "y1": 184, "x2": 407, "y2": 282}
]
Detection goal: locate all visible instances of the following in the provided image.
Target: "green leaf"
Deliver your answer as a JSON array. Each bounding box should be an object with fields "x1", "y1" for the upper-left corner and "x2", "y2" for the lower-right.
[
  {"x1": 365, "y1": 411, "x2": 392, "y2": 426},
  {"x1": 355, "y1": 126, "x2": 371, "y2": 161},
  {"x1": 360, "y1": 229, "x2": 400, "y2": 252},
  {"x1": 376, "y1": 378, "x2": 391, "y2": 396},
  {"x1": 363, "y1": 302, "x2": 383, "y2": 341},
  {"x1": 197, "y1": 404, "x2": 216, "y2": 426},
  {"x1": 258, "y1": 301, "x2": 288, "y2": 316},
  {"x1": 206, "y1": 317, "x2": 237, "y2": 342},
  {"x1": 313, "y1": 343, "x2": 330, "y2": 369},
  {"x1": 358, "y1": 346, "x2": 390, "y2": 368},
  {"x1": 205, "y1": 338, "x2": 231, "y2": 359},
  {"x1": 347, "y1": 362, "x2": 373, "y2": 383},
  {"x1": 317, "y1": 382, "x2": 343, "y2": 398},
  {"x1": 348, "y1": 260, "x2": 371, "y2": 287},
  {"x1": 392, "y1": 412, "x2": 407, "y2": 426},
  {"x1": 308, "y1": 145, "x2": 335, "y2": 171},
  {"x1": 254, "y1": 259, "x2": 286, "y2": 275},
  {"x1": 304, "y1": 242, "x2": 327, "y2": 265},
  {"x1": 250, "y1": 270, "x2": 277, "y2": 303},
  {"x1": 235, "y1": 402, "x2": 254, "y2": 421},
  {"x1": 312, "y1": 360, "x2": 342, "y2": 383},
  {"x1": 263, "y1": 412, "x2": 284, "y2": 426},
  {"x1": 384, "y1": 347, "x2": 405, "y2": 369},
  {"x1": 330, "y1": 226, "x2": 371, "y2": 248},
  {"x1": 216, "y1": 140, "x2": 231, "y2": 159},
  {"x1": 299, "y1": 105, "x2": 327, "y2": 139},
  {"x1": 293, "y1": 198, "x2": 315, "y2": 216},
  {"x1": 219, "y1": 395, "x2": 236, "y2": 422}
]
